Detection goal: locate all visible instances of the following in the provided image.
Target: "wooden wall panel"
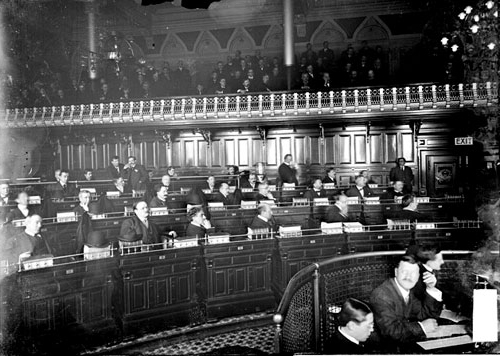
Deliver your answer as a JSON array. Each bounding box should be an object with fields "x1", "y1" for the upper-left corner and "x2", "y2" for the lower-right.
[
  {"x1": 83, "y1": 145, "x2": 93, "y2": 169},
  {"x1": 354, "y1": 135, "x2": 367, "y2": 164},
  {"x1": 211, "y1": 140, "x2": 221, "y2": 167},
  {"x1": 198, "y1": 140, "x2": 208, "y2": 167},
  {"x1": 324, "y1": 136, "x2": 335, "y2": 165},
  {"x1": 266, "y1": 138, "x2": 277, "y2": 166},
  {"x1": 95, "y1": 144, "x2": 106, "y2": 169},
  {"x1": 184, "y1": 140, "x2": 195, "y2": 167},
  {"x1": 71, "y1": 145, "x2": 82, "y2": 170},
  {"x1": 309, "y1": 137, "x2": 320, "y2": 165},
  {"x1": 294, "y1": 137, "x2": 305, "y2": 164},
  {"x1": 339, "y1": 135, "x2": 351, "y2": 164},
  {"x1": 145, "y1": 141, "x2": 156, "y2": 169},
  {"x1": 386, "y1": 133, "x2": 397, "y2": 163},
  {"x1": 224, "y1": 139, "x2": 235, "y2": 166},
  {"x1": 252, "y1": 139, "x2": 263, "y2": 165},
  {"x1": 370, "y1": 134, "x2": 383, "y2": 163},
  {"x1": 60, "y1": 146, "x2": 70, "y2": 170},
  {"x1": 238, "y1": 139, "x2": 249, "y2": 166},
  {"x1": 158, "y1": 142, "x2": 169, "y2": 168},
  {"x1": 401, "y1": 133, "x2": 414, "y2": 162},
  {"x1": 172, "y1": 141, "x2": 181, "y2": 167},
  {"x1": 279, "y1": 137, "x2": 292, "y2": 163}
]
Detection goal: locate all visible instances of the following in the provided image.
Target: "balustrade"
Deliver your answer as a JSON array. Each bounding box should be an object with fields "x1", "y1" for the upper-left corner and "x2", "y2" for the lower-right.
[{"x1": 2, "y1": 82, "x2": 496, "y2": 128}]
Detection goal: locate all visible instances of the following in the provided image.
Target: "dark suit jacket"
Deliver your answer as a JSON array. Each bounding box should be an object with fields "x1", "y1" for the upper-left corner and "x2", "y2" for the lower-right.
[
  {"x1": 278, "y1": 163, "x2": 298, "y2": 185},
  {"x1": 303, "y1": 189, "x2": 327, "y2": 201},
  {"x1": 212, "y1": 192, "x2": 234, "y2": 206},
  {"x1": 324, "y1": 329, "x2": 366, "y2": 354},
  {"x1": 324, "y1": 204, "x2": 348, "y2": 223},
  {"x1": 345, "y1": 186, "x2": 373, "y2": 200},
  {"x1": 5, "y1": 206, "x2": 36, "y2": 223},
  {"x1": 72, "y1": 205, "x2": 89, "y2": 217},
  {"x1": 184, "y1": 223, "x2": 206, "y2": 242},
  {"x1": 381, "y1": 188, "x2": 404, "y2": 201},
  {"x1": 389, "y1": 166, "x2": 414, "y2": 192},
  {"x1": 120, "y1": 215, "x2": 162, "y2": 244},
  {"x1": 254, "y1": 193, "x2": 275, "y2": 203},
  {"x1": 107, "y1": 163, "x2": 125, "y2": 179},
  {"x1": 249, "y1": 215, "x2": 275, "y2": 231},
  {"x1": 322, "y1": 176, "x2": 337, "y2": 185},
  {"x1": 123, "y1": 164, "x2": 148, "y2": 191},
  {"x1": 15, "y1": 231, "x2": 52, "y2": 256},
  {"x1": 49, "y1": 182, "x2": 79, "y2": 199},
  {"x1": 240, "y1": 180, "x2": 259, "y2": 190},
  {"x1": 369, "y1": 278, "x2": 443, "y2": 351},
  {"x1": 149, "y1": 196, "x2": 169, "y2": 208}
]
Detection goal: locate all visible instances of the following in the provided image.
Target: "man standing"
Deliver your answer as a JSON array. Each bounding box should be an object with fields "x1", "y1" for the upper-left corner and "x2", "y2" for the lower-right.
[
  {"x1": 278, "y1": 154, "x2": 298, "y2": 186},
  {"x1": 123, "y1": 156, "x2": 148, "y2": 192},
  {"x1": 369, "y1": 255, "x2": 442, "y2": 352},
  {"x1": 107, "y1": 156, "x2": 124, "y2": 179},
  {"x1": 389, "y1": 157, "x2": 414, "y2": 194}
]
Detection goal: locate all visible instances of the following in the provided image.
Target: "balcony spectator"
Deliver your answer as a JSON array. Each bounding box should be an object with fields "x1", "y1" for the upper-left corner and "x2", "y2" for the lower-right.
[
  {"x1": 35, "y1": 88, "x2": 52, "y2": 107},
  {"x1": 320, "y1": 72, "x2": 332, "y2": 91},
  {"x1": 52, "y1": 89, "x2": 67, "y2": 106},
  {"x1": 268, "y1": 67, "x2": 285, "y2": 91},
  {"x1": 295, "y1": 73, "x2": 311, "y2": 91},
  {"x1": 172, "y1": 60, "x2": 191, "y2": 96},
  {"x1": 340, "y1": 44, "x2": 357, "y2": 69},
  {"x1": 215, "y1": 61, "x2": 227, "y2": 80},
  {"x1": 358, "y1": 40, "x2": 376, "y2": 64},
  {"x1": 194, "y1": 83, "x2": 206, "y2": 96},
  {"x1": 255, "y1": 58, "x2": 269, "y2": 80},
  {"x1": 206, "y1": 71, "x2": 219, "y2": 94},
  {"x1": 236, "y1": 79, "x2": 252, "y2": 94},
  {"x1": 215, "y1": 78, "x2": 231, "y2": 95},
  {"x1": 301, "y1": 43, "x2": 317, "y2": 65},
  {"x1": 223, "y1": 55, "x2": 236, "y2": 76},
  {"x1": 229, "y1": 70, "x2": 243, "y2": 92}
]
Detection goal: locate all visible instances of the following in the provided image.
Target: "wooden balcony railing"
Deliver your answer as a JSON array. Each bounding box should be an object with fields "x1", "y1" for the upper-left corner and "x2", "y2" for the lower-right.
[{"x1": 1, "y1": 82, "x2": 497, "y2": 128}]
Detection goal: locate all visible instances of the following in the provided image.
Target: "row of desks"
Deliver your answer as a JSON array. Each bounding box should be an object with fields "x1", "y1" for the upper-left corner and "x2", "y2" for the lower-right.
[{"x1": 1, "y1": 225, "x2": 484, "y2": 354}]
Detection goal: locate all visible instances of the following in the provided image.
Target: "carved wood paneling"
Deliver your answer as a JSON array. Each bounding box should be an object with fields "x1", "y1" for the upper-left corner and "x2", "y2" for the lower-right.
[
  {"x1": 354, "y1": 135, "x2": 367, "y2": 164},
  {"x1": 339, "y1": 135, "x2": 351, "y2": 164},
  {"x1": 370, "y1": 134, "x2": 383, "y2": 163}
]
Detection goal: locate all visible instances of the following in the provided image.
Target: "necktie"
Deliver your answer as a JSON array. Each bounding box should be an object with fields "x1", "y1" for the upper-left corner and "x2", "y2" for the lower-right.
[
  {"x1": 404, "y1": 294, "x2": 409, "y2": 305},
  {"x1": 401, "y1": 167, "x2": 404, "y2": 172},
  {"x1": 63, "y1": 184, "x2": 67, "y2": 192},
  {"x1": 143, "y1": 219, "x2": 149, "y2": 228},
  {"x1": 359, "y1": 188, "x2": 364, "y2": 197}
]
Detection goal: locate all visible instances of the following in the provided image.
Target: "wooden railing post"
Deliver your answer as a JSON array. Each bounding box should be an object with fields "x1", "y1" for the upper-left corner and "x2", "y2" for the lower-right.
[
  {"x1": 293, "y1": 93, "x2": 298, "y2": 115},
  {"x1": 379, "y1": 88, "x2": 384, "y2": 111},
  {"x1": 214, "y1": 97, "x2": 219, "y2": 118},
  {"x1": 281, "y1": 93, "x2": 286, "y2": 115},
  {"x1": 458, "y1": 84, "x2": 464, "y2": 108},
  {"x1": 354, "y1": 89, "x2": 359, "y2": 113},
  {"x1": 170, "y1": 99, "x2": 176, "y2": 120},
  {"x1": 273, "y1": 313, "x2": 283, "y2": 354},
  {"x1": 270, "y1": 93, "x2": 275, "y2": 116},
  {"x1": 418, "y1": 86, "x2": 424, "y2": 109},
  {"x1": 392, "y1": 87, "x2": 397, "y2": 111},
  {"x1": 486, "y1": 82, "x2": 492, "y2": 106},
  {"x1": 317, "y1": 92, "x2": 322, "y2": 115},
  {"x1": 472, "y1": 83, "x2": 478, "y2": 107},
  {"x1": 305, "y1": 92, "x2": 310, "y2": 115},
  {"x1": 431, "y1": 85, "x2": 437, "y2": 109},
  {"x1": 192, "y1": 98, "x2": 197, "y2": 119},
  {"x1": 367, "y1": 89, "x2": 372, "y2": 112},
  {"x1": 405, "y1": 86, "x2": 410, "y2": 110},
  {"x1": 445, "y1": 84, "x2": 450, "y2": 108},
  {"x1": 247, "y1": 95, "x2": 252, "y2": 117},
  {"x1": 236, "y1": 96, "x2": 241, "y2": 118},
  {"x1": 341, "y1": 90, "x2": 346, "y2": 113},
  {"x1": 202, "y1": 97, "x2": 207, "y2": 119},
  {"x1": 258, "y1": 94, "x2": 263, "y2": 117},
  {"x1": 225, "y1": 96, "x2": 229, "y2": 118}
]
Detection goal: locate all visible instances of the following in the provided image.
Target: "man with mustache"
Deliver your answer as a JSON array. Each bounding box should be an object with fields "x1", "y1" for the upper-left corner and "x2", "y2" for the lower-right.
[{"x1": 370, "y1": 255, "x2": 442, "y2": 352}]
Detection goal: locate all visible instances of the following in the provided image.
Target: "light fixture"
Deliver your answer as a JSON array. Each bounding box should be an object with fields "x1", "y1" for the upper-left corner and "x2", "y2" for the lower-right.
[
  {"x1": 471, "y1": 24, "x2": 479, "y2": 33},
  {"x1": 488, "y1": 42, "x2": 496, "y2": 50},
  {"x1": 474, "y1": 14, "x2": 480, "y2": 21},
  {"x1": 459, "y1": 12, "x2": 467, "y2": 19},
  {"x1": 465, "y1": 5, "x2": 473, "y2": 14},
  {"x1": 486, "y1": 0, "x2": 494, "y2": 9},
  {"x1": 451, "y1": 44, "x2": 459, "y2": 52},
  {"x1": 441, "y1": 37, "x2": 449, "y2": 46}
]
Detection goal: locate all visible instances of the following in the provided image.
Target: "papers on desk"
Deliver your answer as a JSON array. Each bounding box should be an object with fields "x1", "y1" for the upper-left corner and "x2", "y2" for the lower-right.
[
  {"x1": 417, "y1": 335, "x2": 473, "y2": 350},
  {"x1": 440, "y1": 309, "x2": 469, "y2": 323},
  {"x1": 424, "y1": 324, "x2": 467, "y2": 339}
]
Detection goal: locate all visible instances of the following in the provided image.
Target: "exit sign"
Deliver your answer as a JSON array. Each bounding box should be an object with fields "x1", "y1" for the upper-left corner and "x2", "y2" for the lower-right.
[{"x1": 455, "y1": 137, "x2": 473, "y2": 145}]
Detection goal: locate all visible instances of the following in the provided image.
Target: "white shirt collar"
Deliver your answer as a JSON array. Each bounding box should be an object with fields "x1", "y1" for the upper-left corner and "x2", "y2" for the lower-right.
[
  {"x1": 257, "y1": 215, "x2": 268, "y2": 223},
  {"x1": 338, "y1": 327, "x2": 359, "y2": 345},
  {"x1": 423, "y1": 264, "x2": 433, "y2": 272},
  {"x1": 394, "y1": 277, "x2": 410, "y2": 301}
]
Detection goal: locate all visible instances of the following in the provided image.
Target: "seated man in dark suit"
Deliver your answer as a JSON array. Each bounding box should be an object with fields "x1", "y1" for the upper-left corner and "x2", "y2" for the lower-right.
[
  {"x1": 161, "y1": 174, "x2": 175, "y2": 193},
  {"x1": 322, "y1": 167, "x2": 337, "y2": 186},
  {"x1": 212, "y1": 183, "x2": 237, "y2": 207},
  {"x1": 369, "y1": 255, "x2": 442, "y2": 352},
  {"x1": 392, "y1": 194, "x2": 427, "y2": 222},
  {"x1": 13, "y1": 214, "x2": 53, "y2": 257},
  {"x1": 324, "y1": 298, "x2": 375, "y2": 354},
  {"x1": 0, "y1": 183, "x2": 14, "y2": 206},
  {"x1": 345, "y1": 175, "x2": 373, "y2": 201},
  {"x1": 50, "y1": 170, "x2": 79, "y2": 199},
  {"x1": 254, "y1": 183, "x2": 276, "y2": 203},
  {"x1": 203, "y1": 175, "x2": 217, "y2": 193},
  {"x1": 6, "y1": 191, "x2": 37, "y2": 223},
  {"x1": 303, "y1": 178, "x2": 327, "y2": 202},
  {"x1": 149, "y1": 184, "x2": 169, "y2": 208},
  {"x1": 240, "y1": 172, "x2": 259, "y2": 190},
  {"x1": 73, "y1": 190, "x2": 91, "y2": 216},
  {"x1": 110, "y1": 177, "x2": 130, "y2": 195},
  {"x1": 324, "y1": 194, "x2": 349, "y2": 223},
  {"x1": 107, "y1": 156, "x2": 125, "y2": 179},
  {"x1": 184, "y1": 206, "x2": 213, "y2": 244},
  {"x1": 119, "y1": 201, "x2": 176, "y2": 248},
  {"x1": 381, "y1": 180, "x2": 405, "y2": 201},
  {"x1": 249, "y1": 203, "x2": 276, "y2": 231},
  {"x1": 82, "y1": 168, "x2": 93, "y2": 182}
]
